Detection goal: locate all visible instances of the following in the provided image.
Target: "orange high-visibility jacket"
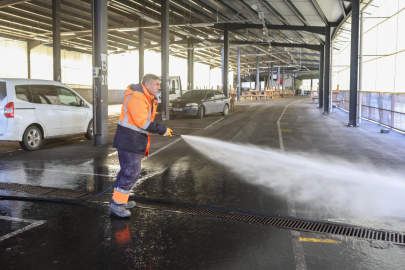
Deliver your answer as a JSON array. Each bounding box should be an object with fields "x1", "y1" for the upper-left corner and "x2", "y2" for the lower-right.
[{"x1": 112, "y1": 83, "x2": 167, "y2": 156}]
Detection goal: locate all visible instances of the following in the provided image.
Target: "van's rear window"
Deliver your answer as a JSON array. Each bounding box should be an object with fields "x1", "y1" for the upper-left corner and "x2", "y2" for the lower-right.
[
  {"x1": 15, "y1": 85, "x2": 33, "y2": 103},
  {"x1": 0, "y1": 82, "x2": 6, "y2": 102}
]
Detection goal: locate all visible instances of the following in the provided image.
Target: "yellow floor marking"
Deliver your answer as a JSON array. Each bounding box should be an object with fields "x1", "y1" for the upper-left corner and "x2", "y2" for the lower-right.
[
  {"x1": 281, "y1": 129, "x2": 293, "y2": 132},
  {"x1": 299, "y1": 238, "x2": 341, "y2": 244}
]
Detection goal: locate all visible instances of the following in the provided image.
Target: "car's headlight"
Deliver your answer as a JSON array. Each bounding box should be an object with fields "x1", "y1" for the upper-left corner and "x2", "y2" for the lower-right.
[{"x1": 186, "y1": 103, "x2": 198, "y2": 106}]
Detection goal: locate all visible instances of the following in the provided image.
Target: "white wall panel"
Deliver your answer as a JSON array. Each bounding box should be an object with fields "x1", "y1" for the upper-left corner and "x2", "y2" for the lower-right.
[
  {"x1": 334, "y1": 0, "x2": 403, "y2": 93},
  {"x1": 0, "y1": 39, "x2": 28, "y2": 78},
  {"x1": 395, "y1": 51, "x2": 405, "y2": 92}
]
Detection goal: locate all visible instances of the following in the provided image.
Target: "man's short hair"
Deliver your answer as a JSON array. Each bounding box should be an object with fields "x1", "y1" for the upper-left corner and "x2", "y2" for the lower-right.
[{"x1": 142, "y1": 74, "x2": 159, "y2": 85}]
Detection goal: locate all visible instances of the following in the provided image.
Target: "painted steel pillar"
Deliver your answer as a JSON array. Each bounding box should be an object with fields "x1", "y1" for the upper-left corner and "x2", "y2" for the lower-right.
[
  {"x1": 324, "y1": 25, "x2": 331, "y2": 114},
  {"x1": 138, "y1": 19, "x2": 144, "y2": 81},
  {"x1": 358, "y1": 8, "x2": 364, "y2": 124},
  {"x1": 256, "y1": 54, "x2": 260, "y2": 90},
  {"x1": 91, "y1": 0, "x2": 109, "y2": 145},
  {"x1": 222, "y1": 23, "x2": 229, "y2": 97},
  {"x1": 237, "y1": 46, "x2": 241, "y2": 101},
  {"x1": 187, "y1": 38, "x2": 194, "y2": 90},
  {"x1": 311, "y1": 79, "x2": 313, "y2": 91},
  {"x1": 267, "y1": 66, "x2": 270, "y2": 87},
  {"x1": 27, "y1": 45, "x2": 31, "y2": 79},
  {"x1": 277, "y1": 67, "x2": 280, "y2": 89},
  {"x1": 52, "y1": 0, "x2": 61, "y2": 82},
  {"x1": 270, "y1": 62, "x2": 274, "y2": 87},
  {"x1": 319, "y1": 45, "x2": 324, "y2": 107},
  {"x1": 161, "y1": 0, "x2": 170, "y2": 120},
  {"x1": 292, "y1": 74, "x2": 295, "y2": 90},
  {"x1": 282, "y1": 67, "x2": 285, "y2": 92},
  {"x1": 348, "y1": 0, "x2": 360, "y2": 125}
]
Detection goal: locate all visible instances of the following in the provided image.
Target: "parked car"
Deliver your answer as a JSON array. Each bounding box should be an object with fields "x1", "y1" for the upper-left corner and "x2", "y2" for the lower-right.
[
  {"x1": 0, "y1": 79, "x2": 93, "y2": 151},
  {"x1": 170, "y1": 89, "x2": 230, "y2": 119}
]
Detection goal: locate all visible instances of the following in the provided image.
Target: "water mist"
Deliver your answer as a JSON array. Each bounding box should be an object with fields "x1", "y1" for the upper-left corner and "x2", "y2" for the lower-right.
[{"x1": 181, "y1": 135, "x2": 405, "y2": 219}]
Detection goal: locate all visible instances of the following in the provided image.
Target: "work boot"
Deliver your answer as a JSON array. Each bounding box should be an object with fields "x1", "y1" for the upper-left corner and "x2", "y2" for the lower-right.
[
  {"x1": 110, "y1": 202, "x2": 131, "y2": 218},
  {"x1": 125, "y1": 201, "x2": 136, "y2": 209}
]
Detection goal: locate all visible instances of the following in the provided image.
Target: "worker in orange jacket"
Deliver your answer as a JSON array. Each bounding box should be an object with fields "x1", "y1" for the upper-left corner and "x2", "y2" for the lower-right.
[{"x1": 111, "y1": 74, "x2": 174, "y2": 217}]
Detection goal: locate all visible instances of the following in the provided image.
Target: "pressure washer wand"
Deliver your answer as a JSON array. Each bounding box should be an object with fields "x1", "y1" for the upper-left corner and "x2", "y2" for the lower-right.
[{"x1": 172, "y1": 132, "x2": 182, "y2": 136}]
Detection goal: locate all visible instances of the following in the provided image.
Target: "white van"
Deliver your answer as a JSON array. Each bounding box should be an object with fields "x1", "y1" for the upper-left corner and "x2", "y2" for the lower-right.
[{"x1": 0, "y1": 79, "x2": 93, "y2": 151}]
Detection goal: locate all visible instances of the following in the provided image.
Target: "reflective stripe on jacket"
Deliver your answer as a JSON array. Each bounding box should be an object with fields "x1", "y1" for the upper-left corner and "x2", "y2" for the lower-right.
[{"x1": 112, "y1": 83, "x2": 167, "y2": 156}]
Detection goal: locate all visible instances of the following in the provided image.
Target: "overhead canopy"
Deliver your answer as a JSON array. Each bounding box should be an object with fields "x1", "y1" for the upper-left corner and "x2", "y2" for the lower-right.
[{"x1": 0, "y1": 0, "x2": 355, "y2": 76}]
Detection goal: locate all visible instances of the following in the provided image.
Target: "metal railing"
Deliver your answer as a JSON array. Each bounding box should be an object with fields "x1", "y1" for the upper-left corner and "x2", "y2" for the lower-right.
[{"x1": 336, "y1": 90, "x2": 405, "y2": 131}]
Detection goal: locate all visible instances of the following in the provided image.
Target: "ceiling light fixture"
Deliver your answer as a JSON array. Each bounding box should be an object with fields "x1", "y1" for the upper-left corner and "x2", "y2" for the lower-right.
[
  {"x1": 117, "y1": 28, "x2": 137, "y2": 32},
  {"x1": 140, "y1": 15, "x2": 160, "y2": 24},
  {"x1": 34, "y1": 37, "x2": 50, "y2": 42},
  {"x1": 74, "y1": 45, "x2": 87, "y2": 50},
  {"x1": 190, "y1": 22, "x2": 214, "y2": 27},
  {"x1": 61, "y1": 32, "x2": 76, "y2": 36}
]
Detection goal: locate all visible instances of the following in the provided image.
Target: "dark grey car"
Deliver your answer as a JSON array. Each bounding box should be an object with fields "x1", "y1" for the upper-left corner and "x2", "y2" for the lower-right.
[{"x1": 170, "y1": 90, "x2": 230, "y2": 119}]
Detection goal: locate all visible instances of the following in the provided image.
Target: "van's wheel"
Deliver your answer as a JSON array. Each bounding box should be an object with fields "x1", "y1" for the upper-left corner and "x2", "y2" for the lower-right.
[
  {"x1": 85, "y1": 119, "x2": 93, "y2": 140},
  {"x1": 221, "y1": 104, "x2": 229, "y2": 116},
  {"x1": 196, "y1": 106, "x2": 204, "y2": 119},
  {"x1": 20, "y1": 126, "x2": 42, "y2": 151}
]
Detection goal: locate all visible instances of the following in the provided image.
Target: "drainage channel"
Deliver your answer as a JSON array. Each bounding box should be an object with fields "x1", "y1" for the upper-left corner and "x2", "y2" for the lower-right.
[{"x1": 1, "y1": 183, "x2": 405, "y2": 246}]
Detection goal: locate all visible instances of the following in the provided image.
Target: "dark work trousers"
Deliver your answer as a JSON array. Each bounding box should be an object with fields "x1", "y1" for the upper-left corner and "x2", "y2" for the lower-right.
[{"x1": 115, "y1": 149, "x2": 142, "y2": 191}]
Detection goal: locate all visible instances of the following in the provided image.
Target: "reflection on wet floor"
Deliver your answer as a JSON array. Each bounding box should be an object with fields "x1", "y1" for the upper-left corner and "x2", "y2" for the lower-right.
[{"x1": 2, "y1": 99, "x2": 405, "y2": 269}]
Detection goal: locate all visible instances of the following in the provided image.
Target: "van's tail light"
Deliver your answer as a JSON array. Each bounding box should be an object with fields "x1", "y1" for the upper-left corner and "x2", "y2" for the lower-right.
[{"x1": 4, "y1": 102, "x2": 14, "y2": 118}]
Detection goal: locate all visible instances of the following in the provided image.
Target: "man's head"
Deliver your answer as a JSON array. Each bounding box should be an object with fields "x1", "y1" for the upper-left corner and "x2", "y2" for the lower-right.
[{"x1": 142, "y1": 74, "x2": 160, "y2": 96}]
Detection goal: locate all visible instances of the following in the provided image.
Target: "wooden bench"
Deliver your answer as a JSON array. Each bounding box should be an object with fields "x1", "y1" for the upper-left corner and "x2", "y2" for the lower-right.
[
  {"x1": 311, "y1": 91, "x2": 319, "y2": 102},
  {"x1": 256, "y1": 91, "x2": 267, "y2": 100},
  {"x1": 280, "y1": 90, "x2": 296, "y2": 98}
]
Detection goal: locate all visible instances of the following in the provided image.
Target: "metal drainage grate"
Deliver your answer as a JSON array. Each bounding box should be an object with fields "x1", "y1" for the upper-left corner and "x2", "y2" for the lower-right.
[
  {"x1": 1, "y1": 183, "x2": 404, "y2": 245},
  {"x1": 0, "y1": 182, "x2": 108, "y2": 199},
  {"x1": 131, "y1": 197, "x2": 405, "y2": 246}
]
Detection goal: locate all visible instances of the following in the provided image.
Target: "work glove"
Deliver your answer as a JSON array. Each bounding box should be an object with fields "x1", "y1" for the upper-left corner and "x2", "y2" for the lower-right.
[{"x1": 163, "y1": 128, "x2": 173, "y2": 136}]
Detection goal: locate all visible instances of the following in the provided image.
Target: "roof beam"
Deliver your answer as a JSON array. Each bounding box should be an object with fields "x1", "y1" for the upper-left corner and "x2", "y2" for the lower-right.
[
  {"x1": 339, "y1": 0, "x2": 348, "y2": 18},
  {"x1": 309, "y1": 0, "x2": 329, "y2": 25},
  {"x1": 213, "y1": 23, "x2": 325, "y2": 35},
  {"x1": 208, "y1": 40, "x2": 321, "y2": 51},
  {"x1": 0, "y1": 0, "x2": 31, "y2": 9}
]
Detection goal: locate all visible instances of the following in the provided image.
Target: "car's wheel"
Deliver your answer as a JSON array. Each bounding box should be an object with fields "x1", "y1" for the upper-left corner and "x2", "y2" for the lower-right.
[
  {"x1": 85, "y1": 119, "x2": 93, "y2": 140},
  {"x1": 196, "y1": 106, "x2": 204, "y2": 119},
  {"x1": 20, "y1": 125, "x2": 42, "y2": 151},
  {"x1": 221, "y1": 104, "x2": 229, "y2": 116}
]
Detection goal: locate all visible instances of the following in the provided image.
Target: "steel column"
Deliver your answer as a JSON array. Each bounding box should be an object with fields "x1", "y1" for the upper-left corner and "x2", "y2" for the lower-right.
[
  {"x1": 27, "y1": 45, "x2": 31, "y2": 79},
  {"x1": 237, "y1": 46, "x2": 241, "y2": 101},
  {"x1": 267, "y1": 66, "x2": 270, "y2": 88},
  {"x1": 187, "y1": 38, "x2": 194, "y2": 90},
  {"x1": 222, "y1": 23, "x2": 229, "y2": 97},
  {"x1": 358, "y1": 8, "x2": 364, "y2": 124},
  {"x1": 348, "y1": 0, "x2": 360, "y2": 126},
  {"x1": 282, "y1": 67, "x2": 285, "y2": 92},
  {"x1": 324, "y1": 25, "x2": 331, "y2": 114},
  {"x1": 161, "y1": 0, "x2": 170, "y2": 120},
  {"x1": 311, "y1": 79, "x2": 313, "y2": 91},
  {"x1": 277, "y1": 67, "x2": 280, "y2": 89},
  {"x1": 256, "y1": 54, "x2": 260, "y2": 90},
  {"x1": 138, "y1": 19, "x2": 144, "y2": 81},
  {"x1": 293, "y1": 74, "x2": 295, "y2": 90},
  {"x1": 91, "y1": 0, "x2": 109, "y2": 145},
  {"x1": 52, "y1": 0, "x2": 61, "y2": 82},
  {"x1": 270, "y1": 62, "x2": 274, "y2": 87},
  {"x1": 319, "y1": 45, "x2": 324, "y2": 107}
]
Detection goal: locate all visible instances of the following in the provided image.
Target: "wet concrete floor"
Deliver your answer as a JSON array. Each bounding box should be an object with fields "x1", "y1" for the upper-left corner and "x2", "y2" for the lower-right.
[{"x1": 1, "y1": 97, "x2": 405, "y2": 269}]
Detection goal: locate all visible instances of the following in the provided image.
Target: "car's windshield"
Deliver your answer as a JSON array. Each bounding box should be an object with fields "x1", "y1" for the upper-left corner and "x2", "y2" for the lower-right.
[{"x1": 180, "y1": 90, "x2": 207, "y2": 100}]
